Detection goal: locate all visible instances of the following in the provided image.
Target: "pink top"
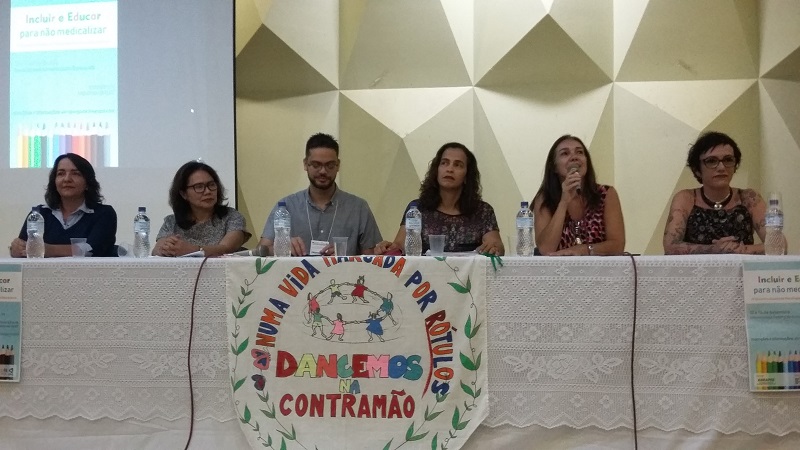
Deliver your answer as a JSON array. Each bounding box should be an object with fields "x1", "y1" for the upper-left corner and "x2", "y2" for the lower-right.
[
  {"x1": 558, "y1": 184, "x2": 609, "y2": 250},
  {"x1": 331, "y1": 320, "x2": 345, "y2": 335}
]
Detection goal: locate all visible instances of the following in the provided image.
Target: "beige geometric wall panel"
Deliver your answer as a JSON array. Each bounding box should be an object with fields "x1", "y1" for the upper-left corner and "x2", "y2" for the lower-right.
[
  {"x1": 338, "y1": 0, "x2": 368, "y2": 76},
  {"x1": 234, "y1": 0, "x2": 264, "y2": 56},
  {"x1": 616, "y1": 0, "x2": 758, "y2": 81},
  {"x1": 761, "y1": 80, "x2": 800, "y2": 149},
  {"x1": 619, "y1": 80, "x2": 755, "y2": 130},
  {"x1": 548, "y1": 1, "x2": 614, "y2": 80},
  {"x1": 591, "y1": 95, "x2": 617, "y2": 187},
  {"x1": 236, "y1": 25, "x2": 335, "y2": 100},
  {"x1": 478, "y1": 14, "x2": 611, "y2": 86},
  {"x1": 473, "y1": 0, "x2": 549, "y2": 82},
  {"x1": 339, "y1": 0, "x2": 471, "y2": 89},
  {"x1": 235, "y1": 0, "x2": 800, "y2": 254},
  {"x1": 613, "y1": 0, "x2": 650, "y2": 77},
  {"x1": 441, "y1": 0, "x2": 475, "y2": 82},
  {"x1": 759, "y1": 0, "x2": 800, "y2": 77},
  {"x1": 261, "y1": 0, "x2": 339, "y2": 86}
]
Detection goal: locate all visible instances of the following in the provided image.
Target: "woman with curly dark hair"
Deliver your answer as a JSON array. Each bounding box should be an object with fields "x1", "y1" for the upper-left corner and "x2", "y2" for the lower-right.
[
  {"x1": 9, "y1": 153, "x2": 117, "y2": 257},
  {"x1": 374, "y1": 142, "x2": 503, "y2": 255},
  {"x1": 152, "y1": 161, "x2": 250, "y2": 257},
  {"x1": 533, "y1": 135, "x2": 625, "y2": 256}
]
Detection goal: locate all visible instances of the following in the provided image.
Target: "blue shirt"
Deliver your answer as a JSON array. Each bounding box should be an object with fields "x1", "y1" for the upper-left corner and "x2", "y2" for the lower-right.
[{"x1": 18, "y1": 203, "x2": 118, "y2": 257}]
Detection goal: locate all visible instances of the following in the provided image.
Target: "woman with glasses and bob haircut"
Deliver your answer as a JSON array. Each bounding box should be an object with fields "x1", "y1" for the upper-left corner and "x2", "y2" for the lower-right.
[
  {"x1": 152, "y1": 161, "x2": 251, "y2": 257},
  {"x1": 663, "y1": 131, "x2": 767, "y2": 254}
]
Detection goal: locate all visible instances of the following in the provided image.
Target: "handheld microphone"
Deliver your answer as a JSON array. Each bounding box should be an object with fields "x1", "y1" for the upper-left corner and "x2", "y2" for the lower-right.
[
  {"x1": 228, "y1": 245, "x2": 268, "y2": 257},
  {"x1": 568, "y1": 164, "x2": 582, "y2": 195}
]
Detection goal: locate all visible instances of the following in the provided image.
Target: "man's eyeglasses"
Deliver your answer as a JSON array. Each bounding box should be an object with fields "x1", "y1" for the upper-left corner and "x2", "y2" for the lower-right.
[
  {"x1": 701, "y1": 156, "x2": 736, "y2": 169},
  {"x1": 306, "y1": 161, "x2": 339, "y2": 171},
  {"x1": 186, "y1": 181, "x2": 218, "y2": 193}
]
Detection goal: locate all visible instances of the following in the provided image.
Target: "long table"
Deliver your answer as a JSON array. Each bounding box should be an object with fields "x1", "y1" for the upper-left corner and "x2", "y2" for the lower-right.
[{"x1": 1, "y1": 256, "x2": 799, "y2": 449}]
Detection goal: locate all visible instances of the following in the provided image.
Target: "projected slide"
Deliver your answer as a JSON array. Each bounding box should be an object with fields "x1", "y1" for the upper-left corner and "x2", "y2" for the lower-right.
[{"x1": 9, "y1": 0, "x2": 117, "y2": 168}]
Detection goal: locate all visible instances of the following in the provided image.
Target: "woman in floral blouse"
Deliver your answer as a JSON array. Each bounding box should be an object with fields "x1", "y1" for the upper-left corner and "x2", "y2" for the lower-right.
[{"x1": 374, "y1": 142, "x2": 503, "y2": 256}]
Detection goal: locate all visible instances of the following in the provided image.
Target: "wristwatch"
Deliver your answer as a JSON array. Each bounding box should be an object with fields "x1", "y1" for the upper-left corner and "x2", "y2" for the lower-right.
[{"x1": 587, "y1": 244, "x2": 594, "y2": 256}]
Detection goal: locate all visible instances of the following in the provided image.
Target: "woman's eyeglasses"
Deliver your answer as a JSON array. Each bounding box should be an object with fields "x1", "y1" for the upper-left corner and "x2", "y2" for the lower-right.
[
  {"x1": 701, "y1": 156, "x2": 736, "y2": 169},
  {"x1": 186, "y1": 181, "x2": 218, "y2": 193}
]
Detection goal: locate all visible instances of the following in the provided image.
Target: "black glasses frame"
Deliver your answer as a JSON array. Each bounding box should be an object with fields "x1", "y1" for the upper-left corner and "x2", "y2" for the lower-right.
[
  {"x1": 186, "y1": 181, "x2": 218, "y2": 193},
  {"x1": 701, "y1": 156, "x2": 736, "y2": 169}
]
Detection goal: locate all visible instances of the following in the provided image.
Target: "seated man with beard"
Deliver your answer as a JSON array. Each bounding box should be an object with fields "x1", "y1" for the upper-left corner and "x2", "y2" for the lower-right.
[{"x1": 258, "y1": 133, "x2": 382, "y2": 256}]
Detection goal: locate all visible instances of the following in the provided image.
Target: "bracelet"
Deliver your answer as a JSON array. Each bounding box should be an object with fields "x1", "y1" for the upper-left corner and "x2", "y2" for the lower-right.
[{"x1": 587, "y1": 244, "x2": 594, "y2": 256}]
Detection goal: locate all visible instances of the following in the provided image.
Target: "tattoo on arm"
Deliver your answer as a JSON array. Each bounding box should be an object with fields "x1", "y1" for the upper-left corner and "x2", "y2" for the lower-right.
[
  {"x1": 665, "y1": 209, "x2": 688, "y2": 245},
  {"x1": 664, "y1": 203, "x2": 715, "y2": 254},
  {"x1": 741, "y1": 189, "x2": 756, "y2": 207}
]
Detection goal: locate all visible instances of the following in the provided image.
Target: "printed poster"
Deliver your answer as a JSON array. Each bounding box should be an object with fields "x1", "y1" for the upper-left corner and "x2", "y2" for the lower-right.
[
  {"x1": 743, "y1": 260, "x2": 800, "y2": 391},
  {"x1": 9, "y1": 0, "x2": 119, "y2": 168},
  {"x1": 226, "y1": 256, "x2": 489, "y2": 450},
  {"x1": 0, "y1": 264, "x2": 22, "y2": 382}
]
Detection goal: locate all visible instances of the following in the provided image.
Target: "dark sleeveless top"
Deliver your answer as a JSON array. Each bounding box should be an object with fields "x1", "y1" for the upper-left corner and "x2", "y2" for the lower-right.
[
  {"x1": 684, "y1": 189, "x2": 754, "y2": 245},
  {"x1": 558, "y1": 184, "x2": 609, "y2": 250}
]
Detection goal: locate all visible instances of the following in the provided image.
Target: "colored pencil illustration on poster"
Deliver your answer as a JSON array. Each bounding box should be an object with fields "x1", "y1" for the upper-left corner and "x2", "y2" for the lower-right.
[
  {"x1": 225, "y1": 256, "x2": 489, "y2": 450},
  {"x1": 0, "y1": 264, "x2": 23, "y2": 383},
  {"x1": 753, "y1": 351, "x2": 800, "y2": 390},
  {"x1": 13, "y1": 122, "x2": 115, "y2": 168},
  {"x1": 743, "y1": 261, "x2": 800, "y2": 391}
]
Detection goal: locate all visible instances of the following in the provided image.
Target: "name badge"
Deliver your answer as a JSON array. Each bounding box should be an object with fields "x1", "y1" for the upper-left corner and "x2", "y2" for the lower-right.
[{"x1": 309, "y1": 240, "x2": 329, "y2": 256}]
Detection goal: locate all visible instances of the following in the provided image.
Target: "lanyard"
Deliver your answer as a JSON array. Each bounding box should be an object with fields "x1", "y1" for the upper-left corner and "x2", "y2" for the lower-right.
[{"x1": 306, "y1": 197, "x2": 338, "y2": 242}]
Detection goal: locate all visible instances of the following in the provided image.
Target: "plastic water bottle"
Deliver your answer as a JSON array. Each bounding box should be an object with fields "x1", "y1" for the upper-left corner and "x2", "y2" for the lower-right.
[
  {"x1": 273, "y1": 201, "x2": 292, "y2": 257},
  {"x1": 25, "y1": 206, "x2": 45, "y2": 258},
  {"x1": 133, "y1": 207, "x2": 151, "y2": 258},
  {"x1": 764, "y1": 192, "x2": 785, "y2": 256},
  {"x1": 404, "y1": 201, "x2": 423, "y2": 256},
  {"x1": 516, "y1": 201, "x2": 534, "y2": 256}
]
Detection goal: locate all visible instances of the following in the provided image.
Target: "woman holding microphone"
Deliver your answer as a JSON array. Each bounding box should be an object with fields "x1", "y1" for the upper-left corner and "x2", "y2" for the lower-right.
[{"x1": 532, "y1": 135, "x2": 625, "y2": 256}]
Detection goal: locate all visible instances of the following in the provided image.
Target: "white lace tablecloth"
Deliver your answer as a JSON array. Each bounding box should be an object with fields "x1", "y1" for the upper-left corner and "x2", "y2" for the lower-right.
[
  {"x1": 2, "y1": 256, "x2": 799, "y2": 438},
  {"x1": 486, "y1": 255, "x2": 800, "y2": 435},
  {"x1": 0, "y1": 258, "x2": 233, "y2": 422}
]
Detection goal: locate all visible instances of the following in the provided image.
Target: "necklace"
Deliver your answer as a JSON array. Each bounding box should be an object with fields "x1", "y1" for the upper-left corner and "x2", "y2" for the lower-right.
[
  {"x1": 700, "y1": 187, "x2": 733, "y2": 210},
  {"x1": 572, "y1": 220, "x2": 585, "y2": 245}
]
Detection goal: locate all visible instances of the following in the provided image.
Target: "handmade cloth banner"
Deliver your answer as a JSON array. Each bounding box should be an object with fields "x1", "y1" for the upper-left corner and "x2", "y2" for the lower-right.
[{"x1": 226, "y1": 255, "x2": 488, "y2": 450}]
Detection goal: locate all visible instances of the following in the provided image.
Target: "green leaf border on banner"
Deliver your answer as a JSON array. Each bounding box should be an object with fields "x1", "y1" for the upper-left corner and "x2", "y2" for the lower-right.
[
  {"x1": 391, "y1": 257, "x2": 485, "y2": 450},
  {"x1": 231, "y1": 258, "x2": 312, "y2": 450},
  {"x1": 233, "y1": 257, "x2": 486, "y2": 450}
]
